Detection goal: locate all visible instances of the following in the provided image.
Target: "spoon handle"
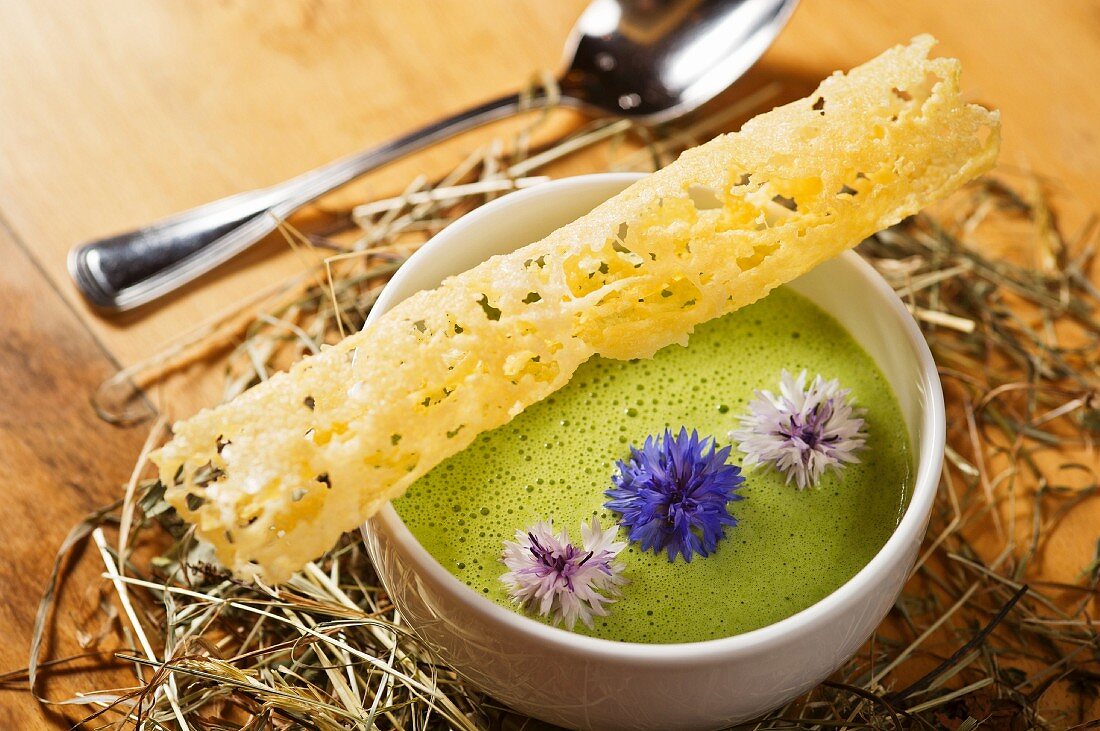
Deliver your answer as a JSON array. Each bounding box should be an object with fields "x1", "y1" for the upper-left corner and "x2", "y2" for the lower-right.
[{"x1": 70, "y1": 90, "x2": 546, "y2": 312}]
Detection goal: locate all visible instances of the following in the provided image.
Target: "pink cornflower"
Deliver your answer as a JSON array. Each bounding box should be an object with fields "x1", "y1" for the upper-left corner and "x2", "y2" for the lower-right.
[
  {"x1": 501, "y1": 517, "x2": 627, "y2": 629},
  {"x1": 732, "y1": 369, "x2": 867, "y2": 490}
]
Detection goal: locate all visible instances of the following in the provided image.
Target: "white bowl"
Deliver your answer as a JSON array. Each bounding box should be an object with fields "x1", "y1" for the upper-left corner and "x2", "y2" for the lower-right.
[{"x1": 362, "y1": 173, "x2": 944, "y2": 730}]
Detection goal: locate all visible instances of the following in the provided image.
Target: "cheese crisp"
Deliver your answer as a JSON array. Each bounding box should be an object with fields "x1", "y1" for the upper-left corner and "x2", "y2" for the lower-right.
[{"x1": 154, "y1": 36, "x2": 1000, "y2": 582}]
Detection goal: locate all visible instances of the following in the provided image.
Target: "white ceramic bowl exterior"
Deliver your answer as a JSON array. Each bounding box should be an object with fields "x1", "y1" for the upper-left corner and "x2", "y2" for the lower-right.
[{"x1": 362, "y1": 173, "x2": 944, "y2": 730}]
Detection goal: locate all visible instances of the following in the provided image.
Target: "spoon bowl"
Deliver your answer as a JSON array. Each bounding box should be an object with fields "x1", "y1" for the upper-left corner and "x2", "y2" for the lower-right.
[{"x1": 562, "y1": 0, "x2": 799, "y2": 123}]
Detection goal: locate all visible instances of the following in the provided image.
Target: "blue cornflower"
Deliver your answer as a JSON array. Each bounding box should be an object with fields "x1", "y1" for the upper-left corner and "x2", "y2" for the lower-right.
[{"x1": 605, "y1": 427, "x2": 744, "y2": 562}]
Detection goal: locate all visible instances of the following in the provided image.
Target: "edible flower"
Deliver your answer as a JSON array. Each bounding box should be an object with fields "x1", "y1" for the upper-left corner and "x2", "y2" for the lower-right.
[
  {"x1": 732, "y1": 369, "x2": 867, "y2": 490},
  {"x1": 501, "y1": 517, "x2": 627, "y2": 629},
  {"x1": 605, "y1": 427, "x2": 744, "y2": 562}
]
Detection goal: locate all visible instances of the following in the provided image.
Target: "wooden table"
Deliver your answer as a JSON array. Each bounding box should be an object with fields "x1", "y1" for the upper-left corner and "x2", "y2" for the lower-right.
[{"x1": 1, "y1": 1, "x2": 1097, "y2": 727}]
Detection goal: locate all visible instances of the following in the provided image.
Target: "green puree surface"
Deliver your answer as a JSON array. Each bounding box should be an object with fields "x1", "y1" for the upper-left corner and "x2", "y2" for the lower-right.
[{"x1": 394, "y1": 287, "x2": 912, "y2": 643}]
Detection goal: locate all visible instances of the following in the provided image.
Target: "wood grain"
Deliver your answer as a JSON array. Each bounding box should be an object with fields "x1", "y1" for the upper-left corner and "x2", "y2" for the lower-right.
[
  {"x1": 0, "y1": 1, "x2": 1097, "y2": 727},
  {"x1": 0, "y1": 221, "x2": 147, "y2": 727}
]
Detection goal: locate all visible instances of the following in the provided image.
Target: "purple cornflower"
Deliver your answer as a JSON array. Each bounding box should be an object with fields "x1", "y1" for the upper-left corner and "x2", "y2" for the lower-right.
[
  {"x1": 605, "y1": 427, "x2": 744, "y2": 563},
  {"x1": 501, "y1": 517, "x2": 627, "y2": 629},
  {"x1": 732, "y1": 369, "x2": 867, "y2": 490}
]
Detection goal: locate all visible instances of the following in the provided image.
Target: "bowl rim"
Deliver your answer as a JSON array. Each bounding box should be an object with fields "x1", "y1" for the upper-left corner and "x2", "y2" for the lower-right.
[{"x1": 363, "y1": 172, "x2": 945, "y2": 660}]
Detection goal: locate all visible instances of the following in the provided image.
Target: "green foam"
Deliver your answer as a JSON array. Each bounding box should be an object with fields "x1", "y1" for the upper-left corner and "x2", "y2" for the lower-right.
[{"x1": 394, "y1": 287, "x2": 912, "y2": 643}]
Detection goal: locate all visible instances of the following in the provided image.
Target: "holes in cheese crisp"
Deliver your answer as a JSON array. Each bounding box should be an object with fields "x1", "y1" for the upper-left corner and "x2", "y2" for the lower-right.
[
  {"x1": 688, "y1": 185, "x2": 722, "y2": 210},
  {"x1": 895, "y1": 72, "x2": 943, "y2": 115},
  {"x1": 413, "y1": 319, "x2": 428, "y2": 333},
  {"x1": 611, "y1": 244, "x2": 642, "y2": 272},
  {"x1": 190, "y1": 460, "x2": 225, "y2": 488},
  {"x1": 772, "y1": 194, "x2": 798, "y2": 212},
  {"x1": 734, "y1": 173, "x2": 753, "y2": 187},
  {"x1": 635, "y1": 276, "x2": 701, "y2": 314},
  {"x1": 523, "y1": 292, "x2": 542, "y2": 304},
  {"x1": 838, "y1": 184, "x2": 858, "y2": 196},
  {"x1": 417, "y1": 385, "x2": 455, "y2": 410},
  {"x1": 737, "y1": 243, "x2": 779, "y2": 271},
  {"x1": 563, "y1": 239, "x2": 645, "y2": 298},
  {"x1": 524, "y1": 255, "x2": 548, "y2": 269},
  {"x1": 186, "y1": 493, "x2": 206, "y2": 511},
  {"x1": 316, "y1": 473, "x2": 332, "y2": 488},
  {"x1": 391, "y1": 434, "x2": 402, "y2": 445},
  {"x1": 922, "y1": 72, "x2": 944, "y2": 96},
  {"x1": 611, "y1": 240, "x2": 644, "y2": 268},
  {"x1": 303, "y1": 395, "x2": 315, "y2": 411},
  {"x1": 476, "y1": 294, "x2": 502, "y2": 321},
  {"x1": 617, "y1": 222, "x2": 629, "y2": 240},
  {"x1": 812, "y1": 96, "x2": 825, "y2": 114},
  {"x1": 446, "y1": 425, "x2": 465, "y2": 439},
  {"x1": 306, "y1": 422, "x2": 347, "y2": 446}
]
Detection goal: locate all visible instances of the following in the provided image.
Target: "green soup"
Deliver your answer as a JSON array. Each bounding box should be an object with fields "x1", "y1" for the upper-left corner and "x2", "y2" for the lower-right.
[{"x1": 394, "y1": 287, "x2": 912, "y2": 643}]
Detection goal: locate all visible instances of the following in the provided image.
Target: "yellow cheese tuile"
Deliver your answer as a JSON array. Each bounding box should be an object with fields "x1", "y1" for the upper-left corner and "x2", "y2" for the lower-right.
[{"x1": 153, "y1": 36, "x2": 999, "y2": 582}]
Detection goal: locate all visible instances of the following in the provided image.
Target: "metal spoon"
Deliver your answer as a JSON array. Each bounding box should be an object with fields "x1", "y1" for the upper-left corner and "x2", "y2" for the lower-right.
[{"x1": 69, "y1": 0, "x2": 798, "y2": 312}]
